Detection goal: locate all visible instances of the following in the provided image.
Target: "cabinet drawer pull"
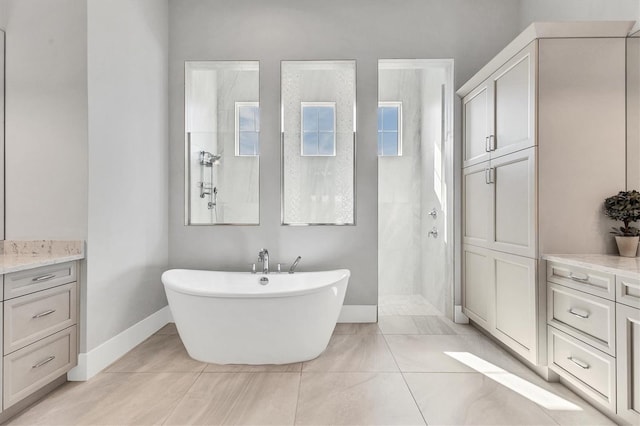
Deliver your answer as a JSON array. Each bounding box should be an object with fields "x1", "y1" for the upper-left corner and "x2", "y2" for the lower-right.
[
  {"x1": 485, "y1": 136, "x2": 491, "y2": 152},
  {"x1": 569, "y1": 272, "x2": 589, "y2": 283},
  {"x1": 568, "y1": 308, "x2": 589, "y2": 319},
  {"x1": 31, "y1": 274, "x2": 56, "y2": 282},
  {"x1": 567, "y1": 356, "x2": 590, "y2": 369},
  {"x1": 488, "y1": 134, "x2": 495, "y2": 151},
  {"x1": 32, "y1": 309, "x2": 56, "y2": 319},
  {"x1": 32, "y1": 356, "x2": 55, "y2": 369}
]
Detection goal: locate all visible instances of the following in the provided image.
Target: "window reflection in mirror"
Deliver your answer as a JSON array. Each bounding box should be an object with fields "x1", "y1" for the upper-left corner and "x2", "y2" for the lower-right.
[
  {"x1": 184, "y1": 61, "x2": 259, "y2": 225},
  {"x1": 281, "y1": 60, "x2": 356, "y2": 225}
]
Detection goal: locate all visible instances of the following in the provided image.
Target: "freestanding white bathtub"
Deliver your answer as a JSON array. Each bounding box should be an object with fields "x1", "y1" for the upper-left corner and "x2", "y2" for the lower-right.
[{"x1": 161, "y1": 269, "x2": 350, "y2": 365}]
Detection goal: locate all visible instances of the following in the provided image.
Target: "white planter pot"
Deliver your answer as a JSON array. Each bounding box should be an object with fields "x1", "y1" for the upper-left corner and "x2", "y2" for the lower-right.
[{"x1": 615, "y1": 236, "x2": 640, "y2": 257}]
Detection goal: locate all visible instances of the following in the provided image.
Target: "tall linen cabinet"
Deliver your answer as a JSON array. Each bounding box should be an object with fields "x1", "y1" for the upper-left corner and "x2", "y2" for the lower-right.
[{"x1": 458, "y1": 22, "x2": 630, "y2": 366}]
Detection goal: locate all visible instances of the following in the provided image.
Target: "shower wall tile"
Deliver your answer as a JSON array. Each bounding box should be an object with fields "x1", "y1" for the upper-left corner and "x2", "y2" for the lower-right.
[{"x1": 378, "y1": 69, "x2": 424, "y2": 296}]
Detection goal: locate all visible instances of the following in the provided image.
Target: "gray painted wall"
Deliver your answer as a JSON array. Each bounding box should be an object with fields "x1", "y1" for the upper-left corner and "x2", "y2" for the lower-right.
[
  {"x1": 1, "y1": 0, "x2": 88, "y2": 240},
  {"x1": 85, "y1": 0, "x2": 169, "y2": 352},
  {"x1": 168, "y1": 0, "x2": 523, "y2": 306}
]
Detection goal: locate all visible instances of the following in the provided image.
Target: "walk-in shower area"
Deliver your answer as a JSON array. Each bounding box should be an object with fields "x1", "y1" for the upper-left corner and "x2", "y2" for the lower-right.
[{"x1": 377, "y1": 60, "x2": 453, "y2": 322}]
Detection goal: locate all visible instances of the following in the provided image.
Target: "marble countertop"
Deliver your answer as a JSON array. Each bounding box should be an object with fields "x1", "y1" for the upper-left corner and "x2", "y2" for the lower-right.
[
  {"x1": 0, "y1": 240, "x2": 85, "y2": 275},
  {"x1": 543, "y1": 254, "x2": 640, "y2": 278}
]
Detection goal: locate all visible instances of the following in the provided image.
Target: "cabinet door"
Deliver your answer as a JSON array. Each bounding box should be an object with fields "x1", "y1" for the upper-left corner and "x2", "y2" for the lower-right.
[
  {"x1": 617, "y1": 303, "x2": 640, "y2": 424},
  {"x1": 462, "y1": 245, "x2": 493, "y2": 330},
  {"x1": 492, "y1": 41, "x2": 536, "y2": 159},
  {"x1": 491, "y1": 147, "x2": 537, "y2": 258},
  {"x1": 493, "y1": 251, "x2": 538, "y2": 364},
  {"x1": 463, "y1": 162, "x2": 493, "y2": 248},
  {"x1": 463, "y1": 80, "x2": 493, "y2": 167}
]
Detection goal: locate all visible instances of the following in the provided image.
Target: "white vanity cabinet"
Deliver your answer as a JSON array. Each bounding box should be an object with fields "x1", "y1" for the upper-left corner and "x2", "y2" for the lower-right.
[
  {"x1": 544, "y1": 255, "x2": 639, "y2": 424},
  {"x1": 617, "y1": 302, "x2": 640, "y2": 424},
  {"x1": 459, "y1": 22, "x2": 629, "y2": 368},
  {"x1": 1, "y1": 262, "x2": 79, "y2": 410}
]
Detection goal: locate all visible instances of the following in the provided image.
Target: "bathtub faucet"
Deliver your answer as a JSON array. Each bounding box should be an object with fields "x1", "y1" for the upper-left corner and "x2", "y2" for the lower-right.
[
  {"x1": 258, "y1": 249, "x2": 270, "y2": 274},
  {"x1": 289, "y1": 256, "x2": 302, "y2": 274}
]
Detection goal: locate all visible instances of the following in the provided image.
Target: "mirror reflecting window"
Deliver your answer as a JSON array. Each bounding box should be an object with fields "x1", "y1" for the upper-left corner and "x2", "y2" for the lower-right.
[
  {"x1": 628, "y1": 30, "x2": 640, "y2": 190},
  {"x1": 281, "y1": 60, "x2": 356, "y2": 225},
  {"x1": 185, "y1": 61, "x2": 259, "y2": 225}
]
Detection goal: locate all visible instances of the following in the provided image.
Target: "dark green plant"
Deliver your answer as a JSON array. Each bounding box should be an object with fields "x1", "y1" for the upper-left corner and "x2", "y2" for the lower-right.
[{"x1": 604, "y1": 190, "x2": 640, "y2": 236}]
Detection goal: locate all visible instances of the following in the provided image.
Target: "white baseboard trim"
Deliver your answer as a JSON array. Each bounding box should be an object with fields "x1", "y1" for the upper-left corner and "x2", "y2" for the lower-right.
[
  {"x1": 454, "y1": 305, "x2": 470, "y2": 324},
  {"x1": 338, "y1": 305, "x2": 377, "y2": 323},
  {"x1": 68, "y1": 306, "x2": 172, "y2": 381}
]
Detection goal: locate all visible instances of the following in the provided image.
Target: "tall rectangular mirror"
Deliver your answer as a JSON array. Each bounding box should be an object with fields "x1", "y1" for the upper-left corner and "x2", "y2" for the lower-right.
[
  {"x1": 628, "y1": 30, "x2": 640, "y2": 190},
  {"x1": 0, "y1": 29, "x2": 4, "y2": 239},
  {"x1": 281, "y1": 60, "x2": 356, "y2": 225},
  {"x1": 185, "y1": 61, "x2": 259, "y2": 225}
]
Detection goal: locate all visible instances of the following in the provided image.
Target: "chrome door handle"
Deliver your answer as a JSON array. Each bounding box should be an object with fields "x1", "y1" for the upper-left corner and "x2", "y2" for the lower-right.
[
  {"x1": 569, "y1": 272, "x2": 589, "y2": 283},
  {"x1": 567, "y1": 356, "x2": 590, "y2": 369},
  {"x1": 488, "y1": 135, "x2": 495, "y2": 151},
  {"x1": 485, "y1": 167, "x2": 495, "y2": 184},
  {"x1": 32, "y1": 309, "x2": 56, "y2": 319},
  {"x1": 568, "y1": 308, "x2": 589, "y2": 319},
  {"x1": 32, "y1": 356, "x2": 55, "y2": 369},
  {"x1": 32, "y1": 274, "x2": 56, "y2": 282},
  {"x1": 485, "y1": 136, "x2": 491, "y2": 152}
]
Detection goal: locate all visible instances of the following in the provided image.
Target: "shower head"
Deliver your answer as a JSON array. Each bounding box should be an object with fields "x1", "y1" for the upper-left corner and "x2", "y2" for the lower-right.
[{"x1": 200, "y1": 151, "x2": 222, "y2": 166}]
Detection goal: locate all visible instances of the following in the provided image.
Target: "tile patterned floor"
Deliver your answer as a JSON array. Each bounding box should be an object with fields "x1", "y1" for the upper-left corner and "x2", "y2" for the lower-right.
[{"x1": 7, "y1": 319, "x2": 615, "y2": 425}]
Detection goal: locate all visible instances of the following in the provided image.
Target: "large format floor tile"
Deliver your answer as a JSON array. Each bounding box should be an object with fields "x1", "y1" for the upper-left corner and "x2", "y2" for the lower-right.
[
  {"x1": 106, "y1": 334, "x2": 206, "y2": 373},
  {"x1": 379, "y1": 315, "x2": 480, "y2": 335},
  {"x1": 332, "y1": 322, "x2": 381, "y2": 335},
  {"x1": 164, "y1": 372, "x2": 300, "y2": 425},
  {"x1": 302, "y1": 334, "x2": 398, "y2": 372},
  {"x1": 8, "y1": 372, "x2": 199, "y2": 425},
  {"x1": 295, "y1": 372, "x2": 425, "y2": 425},
  {"x1": 385, "y1": 334, "x2": 534, "y2": 375},
  {"x1": 404, "y1": 372, "x2": 559, "y2": 425},
  {"x1": 204, "y1": 362, "x2": 302, "y2": 373}
]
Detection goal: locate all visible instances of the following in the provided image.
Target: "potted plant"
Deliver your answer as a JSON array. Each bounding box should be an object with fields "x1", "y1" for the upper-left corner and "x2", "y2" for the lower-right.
[{"x1": 604, "y1": 190, "x2": 640, "y2": 257}]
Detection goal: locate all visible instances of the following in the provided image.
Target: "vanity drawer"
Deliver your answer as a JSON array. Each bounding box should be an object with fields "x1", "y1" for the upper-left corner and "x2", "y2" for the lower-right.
[
  {"x1": 4, "y1": 262, "x2": 76, "y2": 300},
  {"x1": 547, "y1": 326, "x2": 616, "y2": 412},
  {"x1": 547, "y1": 261, "x2": 615, "y2": 301},
  {"x1": 547, "y1": 283, "x2": 616, "y2": 355},
  {"x1": 4, "y1": 282, "x2": 77, "y2": 354},
  {"x1": 3, "y1": 325, "x2": 77, "y2": 408},
  {"x1": 617, "y1": 274, "x2": 640, "y2": 309}
]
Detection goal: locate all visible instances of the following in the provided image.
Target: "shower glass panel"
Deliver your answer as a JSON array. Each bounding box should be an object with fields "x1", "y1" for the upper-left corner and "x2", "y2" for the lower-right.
[
  {"x1": 281, "y1": 60, "x2": 356, "y2": 225},
  {"x1": 184, "y1": 61, "x2": 259, "y2": 225}
]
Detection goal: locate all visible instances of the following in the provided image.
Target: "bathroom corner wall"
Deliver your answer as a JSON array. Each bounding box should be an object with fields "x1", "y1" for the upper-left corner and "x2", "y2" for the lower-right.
[
  {"x1": 85, "y1": 0, "x2": 169, "y2": 352},
  {"x1": 168, "y1": 0, "x2": 523, "y2": 307}
]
